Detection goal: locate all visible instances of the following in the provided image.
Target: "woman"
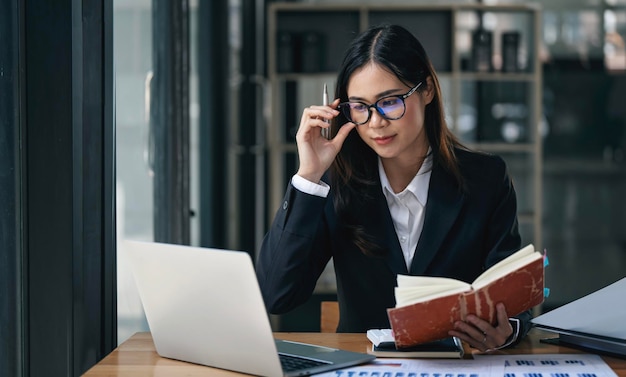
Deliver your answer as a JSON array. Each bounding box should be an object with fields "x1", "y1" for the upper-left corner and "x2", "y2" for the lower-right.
[{"x1": 256, "y1": 24, "x2": 531, "y2": 351}]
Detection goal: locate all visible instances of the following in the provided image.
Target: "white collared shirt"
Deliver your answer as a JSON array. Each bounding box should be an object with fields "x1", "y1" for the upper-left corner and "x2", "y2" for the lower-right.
[
  {"x1": 292, "y1": 152, "x2": 432, "y2": 270},
  {"x1": 378, "y1": 153, "x2": 432, "y2": 269}
]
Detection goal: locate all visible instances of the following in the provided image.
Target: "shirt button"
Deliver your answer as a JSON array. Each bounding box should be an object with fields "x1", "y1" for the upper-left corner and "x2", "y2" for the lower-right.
[
  {"x1": 400, "y1": 236, "x2": 407, "y2": 243},
  {"x1": 282, "y1": 201, "x2": 288, "y2": 210}
]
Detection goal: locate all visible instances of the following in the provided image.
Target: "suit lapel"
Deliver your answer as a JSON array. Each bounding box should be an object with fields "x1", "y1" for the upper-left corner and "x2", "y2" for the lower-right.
[{"x1": 409, "y1": 164, "x2": 465, "y2": 275}]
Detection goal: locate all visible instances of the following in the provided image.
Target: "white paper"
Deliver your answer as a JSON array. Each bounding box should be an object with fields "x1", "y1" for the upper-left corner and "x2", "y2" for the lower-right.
[
  {"x1": 315, "y1": 358, "x2": 500, "y2": 377},
  {"x1": 474, "y1": 353, "x2": 618, "y2": 377},
  {"x1": 316, "y1": 353, "x2": 618, "y2": 377}
]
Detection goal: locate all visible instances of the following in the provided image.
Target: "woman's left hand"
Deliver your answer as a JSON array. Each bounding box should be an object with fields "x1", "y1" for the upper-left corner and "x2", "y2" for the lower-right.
[{"x1": 448, "y1": 303, "x2": 513, "y2": 352}]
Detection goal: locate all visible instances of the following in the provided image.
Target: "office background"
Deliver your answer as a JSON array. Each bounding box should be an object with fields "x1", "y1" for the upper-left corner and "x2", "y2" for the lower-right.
[{"x1": 1, "y1": 0, "x2": 625, "y2": 376}]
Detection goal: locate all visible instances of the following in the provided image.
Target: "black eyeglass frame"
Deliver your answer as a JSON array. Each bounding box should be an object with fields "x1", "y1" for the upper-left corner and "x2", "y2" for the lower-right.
[{"x1": 338, "y1": 81, "x2": 423, "y2": 125}]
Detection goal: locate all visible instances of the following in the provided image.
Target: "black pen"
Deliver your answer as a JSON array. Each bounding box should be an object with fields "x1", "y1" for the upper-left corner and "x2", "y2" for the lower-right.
[{"x1": 321, "y1": 83, "x2": 331, "y2": 139}]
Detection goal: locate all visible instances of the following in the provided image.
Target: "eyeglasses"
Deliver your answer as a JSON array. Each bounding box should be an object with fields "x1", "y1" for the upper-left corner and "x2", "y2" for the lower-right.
[{"x1": 338, "y1": 82, "x2": 422, "y2": 125}]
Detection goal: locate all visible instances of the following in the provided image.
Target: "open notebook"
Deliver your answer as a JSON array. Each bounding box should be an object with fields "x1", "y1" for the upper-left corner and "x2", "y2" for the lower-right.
[{"x1": 123, "y1": 240, "x2": 374, "y2": 377}]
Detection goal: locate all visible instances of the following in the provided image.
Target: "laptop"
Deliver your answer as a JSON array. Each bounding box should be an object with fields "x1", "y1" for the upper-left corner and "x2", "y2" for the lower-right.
[
  {"x1": 123, "y1": 240, "x2": 375, "y2": 377},
  {"x1": 531, "y1": 277, "x2": 626, "y2": 357}
]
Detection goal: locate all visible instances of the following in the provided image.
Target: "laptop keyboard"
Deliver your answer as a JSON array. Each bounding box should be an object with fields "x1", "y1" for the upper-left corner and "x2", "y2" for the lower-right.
[{"x1": 279, "y1": 353, "x2": 331, "y2": 372}]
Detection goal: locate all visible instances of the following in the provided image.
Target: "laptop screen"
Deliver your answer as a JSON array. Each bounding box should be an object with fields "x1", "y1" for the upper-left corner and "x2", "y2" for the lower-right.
[{"x1": 123, "y1": 240, "x2": 374, "y2": 376}]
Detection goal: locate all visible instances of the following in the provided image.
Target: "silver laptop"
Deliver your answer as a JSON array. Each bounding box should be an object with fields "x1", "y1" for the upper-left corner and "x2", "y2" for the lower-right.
[
  {"x1": 532, "y1": 277, "x2": 626, "y2": 357},
  {"x1": 123, "y1": 240, "x2": 375, "y2": 377}
]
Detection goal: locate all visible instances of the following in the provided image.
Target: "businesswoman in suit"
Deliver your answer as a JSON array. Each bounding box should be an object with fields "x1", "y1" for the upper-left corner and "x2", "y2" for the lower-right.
[{"x1": 256, "y1": 24, "x2": 531, "y2": 352}]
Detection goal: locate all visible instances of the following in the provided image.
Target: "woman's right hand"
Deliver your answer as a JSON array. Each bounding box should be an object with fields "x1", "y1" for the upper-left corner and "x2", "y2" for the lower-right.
[{"x1": 295, "y1": 98, "x2": 356, "y2": 184}]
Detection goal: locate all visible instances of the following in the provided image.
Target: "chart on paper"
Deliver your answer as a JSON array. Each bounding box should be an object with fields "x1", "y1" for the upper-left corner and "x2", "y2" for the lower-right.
[{"x1": 318, "y1": 354, "x2": 618, "y2": 377}]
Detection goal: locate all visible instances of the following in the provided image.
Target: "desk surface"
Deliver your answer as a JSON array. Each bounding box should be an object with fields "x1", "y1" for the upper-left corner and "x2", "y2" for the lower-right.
[{"x1": 84, "y1": 329, "x2": 626, "y2": 376}]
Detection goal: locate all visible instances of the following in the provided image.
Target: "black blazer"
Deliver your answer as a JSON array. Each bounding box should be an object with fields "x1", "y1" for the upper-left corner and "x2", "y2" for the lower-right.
[{"x1": 256, "y1": 148, "x2": 530, "y2": 337}]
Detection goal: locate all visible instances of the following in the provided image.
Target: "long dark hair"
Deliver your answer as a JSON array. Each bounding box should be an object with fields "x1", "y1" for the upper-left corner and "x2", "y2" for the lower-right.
[{"x1": 330, "y1": 24, "x2": 465, "y2": 256}]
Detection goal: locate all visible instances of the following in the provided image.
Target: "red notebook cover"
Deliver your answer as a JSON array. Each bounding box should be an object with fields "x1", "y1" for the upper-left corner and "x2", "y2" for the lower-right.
[{"x1": 388, "y1": 257, "x2": 544, "y2": 348}]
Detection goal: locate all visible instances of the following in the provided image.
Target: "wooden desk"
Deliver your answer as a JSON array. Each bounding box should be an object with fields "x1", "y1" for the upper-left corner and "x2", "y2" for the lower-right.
[{"x1": 84, "y1": 329, "x2": 626, "y2": 376}]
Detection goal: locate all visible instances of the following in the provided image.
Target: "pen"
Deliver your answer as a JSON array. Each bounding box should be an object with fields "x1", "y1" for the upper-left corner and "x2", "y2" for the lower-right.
[{"x1": 321, "y1": 83, "x2": 330, "y2": 139}]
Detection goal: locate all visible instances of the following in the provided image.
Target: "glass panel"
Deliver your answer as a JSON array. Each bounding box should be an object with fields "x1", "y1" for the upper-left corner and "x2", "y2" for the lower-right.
[
  {"x1": 114, "y1": 0, "x2": 153, "y2": 344},
  {"x1": 189, "y1": 6, "x2": 200, "y2": 246},
  {"x1": 114, "y1": 0, "x2": 201, "y2": 344}
]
